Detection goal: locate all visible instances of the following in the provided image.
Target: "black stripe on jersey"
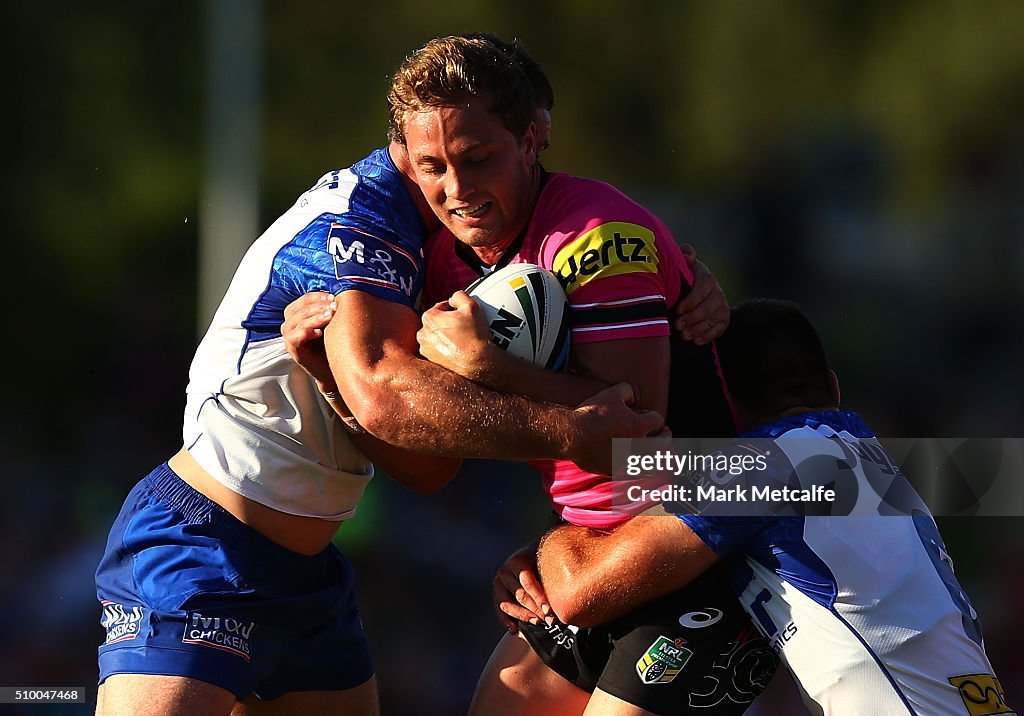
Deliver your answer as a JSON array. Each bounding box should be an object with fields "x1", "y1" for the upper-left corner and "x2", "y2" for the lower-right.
[
  {"x1": 545, "y1": 309, "x2": 571, "y2": 371},
  {"x1": 527, "y1": 270, "x2": 547, "y2": 319},
  {"x1": 570, "y1": 300, "x2": 667, "y2": 326}
]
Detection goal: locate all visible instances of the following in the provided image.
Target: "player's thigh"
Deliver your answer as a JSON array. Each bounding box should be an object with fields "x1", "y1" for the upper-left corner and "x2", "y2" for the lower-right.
[
  {"x1": 469, "y1": 631, "x2": 591, "y2": 716},
  {"x1": 596, "y1": 568, "x2": 777, "y2": 715},
  {"x1": 583, "y1": 688, "x2": 657, "y2": 716},
  {"x1": 230, "y1": 675, "x2": 379, "y2": 716},
  {"x1": 96, "y1": 674, "x2": 236, "y2": 716}
]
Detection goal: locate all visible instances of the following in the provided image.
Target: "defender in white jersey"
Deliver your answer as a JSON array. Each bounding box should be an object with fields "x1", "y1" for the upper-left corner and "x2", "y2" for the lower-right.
[
  {"x1": 536, "y1": 300, "x2": 1014, "y2": 715},
  {"x1": 94, "y1": 140, "x2": 664, "y2": 716}
]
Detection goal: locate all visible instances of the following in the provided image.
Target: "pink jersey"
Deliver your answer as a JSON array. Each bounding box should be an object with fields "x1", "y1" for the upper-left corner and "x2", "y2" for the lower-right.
[{"x1": 423, "y1": 172, "x2": 697, "y2": 529}]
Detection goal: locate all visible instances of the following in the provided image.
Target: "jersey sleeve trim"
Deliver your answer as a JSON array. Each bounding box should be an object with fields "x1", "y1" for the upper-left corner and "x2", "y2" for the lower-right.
[
  {"x1": 572, "y1": 294, "x2": 666, "y2": 309},
  {"x1": 570, "y1": 298, "x2": 667, "y2": 327},
  {"x1": 341, "y1": 224, "x2": 420, "y2": 266},
  {"x1": 676, "y1": 514, "x2": 765, "y2": 557},
  {"x1": 572, "y1": 319, "x2": 669, "y2": 335}
]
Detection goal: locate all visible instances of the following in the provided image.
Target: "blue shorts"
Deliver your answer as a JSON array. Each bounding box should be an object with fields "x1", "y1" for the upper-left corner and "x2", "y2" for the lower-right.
[{"x1": 95, "y1": 463, "x2": 374, "y2": 699}]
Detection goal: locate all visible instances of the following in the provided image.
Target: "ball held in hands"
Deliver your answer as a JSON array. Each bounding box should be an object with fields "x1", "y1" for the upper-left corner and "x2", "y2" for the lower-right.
[{"x1": 466, "y1": 263, "x2": 571, "y2": 371}]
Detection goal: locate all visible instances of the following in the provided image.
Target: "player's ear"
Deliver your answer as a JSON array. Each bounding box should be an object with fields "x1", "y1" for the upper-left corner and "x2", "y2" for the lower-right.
[
  {"x1": 521, "y1": 121, "x2": 538, "y2": 165},
  {"x1": 829, "y1": 370, "x2": 841, "y2": 407},
  {"x1": 535, "y1": 107, "x2": 551, "y2": 153}
]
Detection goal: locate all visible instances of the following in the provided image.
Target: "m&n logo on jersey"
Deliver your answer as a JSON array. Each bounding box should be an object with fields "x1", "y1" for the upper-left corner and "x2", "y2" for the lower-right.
[
  {"x1": 327, "y1": 222, "x2": 419, "y2": 298},
  {"x1": 552, "y1": 222, "x2": 659, "y2": 294},
  {"x1": 636, "y1": 635, "x2": 692, "y2": 685}
]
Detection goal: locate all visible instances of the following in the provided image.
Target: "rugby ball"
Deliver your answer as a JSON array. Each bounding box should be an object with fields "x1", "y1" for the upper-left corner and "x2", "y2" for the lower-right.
[{"x1": 466, "y1": 263, "x2": 571, "y2": 371}]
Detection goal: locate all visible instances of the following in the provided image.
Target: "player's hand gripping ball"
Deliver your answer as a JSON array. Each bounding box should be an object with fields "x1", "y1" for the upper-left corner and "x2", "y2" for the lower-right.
[{"x1": 466, "y1": 263, "x2": 571, "y2": 371}]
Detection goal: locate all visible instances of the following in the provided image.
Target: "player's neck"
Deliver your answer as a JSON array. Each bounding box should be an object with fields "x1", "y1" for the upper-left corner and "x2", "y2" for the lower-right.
[
  {"x1": 472, "y1": 236, "x2": 520, "y2": 267},
  {"x1": 389, "y1": 142, "x2": 441, "y2": 231}
]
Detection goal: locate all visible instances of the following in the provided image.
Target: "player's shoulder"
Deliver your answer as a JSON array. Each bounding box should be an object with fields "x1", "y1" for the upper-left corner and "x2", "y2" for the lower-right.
[
  {"x1": 348, "y1": 146, "x2": 401, "y2": 182},
  {"x1": 300, "y1": 148, "x2": 403, "y2": 209},
  {"x1": 536, "y1": 172, "x2": 674, "y2": 255},
  {"x1": 541, "y1": 172, "x2": 656, "y2": 222},
  {"x1": 297, "y1": 148, "x2": 424, "y2": 243},
  {"x1": 536, "y1": 173, "x2": 680, "y2": 278}
]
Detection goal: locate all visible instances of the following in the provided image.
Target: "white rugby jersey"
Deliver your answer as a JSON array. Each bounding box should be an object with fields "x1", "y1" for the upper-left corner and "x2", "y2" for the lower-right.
[
  {"x1": 184, "y1": 147, "x2": 428, "y2": 520},
  {"x1": 678, "y1": 412, "x2": 1014, "y2": 716}
]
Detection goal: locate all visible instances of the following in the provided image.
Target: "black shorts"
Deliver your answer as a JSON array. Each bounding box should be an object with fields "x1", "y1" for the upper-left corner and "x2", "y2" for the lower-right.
[{"x1": 519, "y1": 564, "x2": 777, "y2": 715}]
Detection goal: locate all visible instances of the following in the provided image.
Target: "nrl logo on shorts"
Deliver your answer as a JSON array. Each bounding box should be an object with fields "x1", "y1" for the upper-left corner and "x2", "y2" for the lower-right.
[{"x1": 636, "y1": 635, "x2": 692, "y2": 685}]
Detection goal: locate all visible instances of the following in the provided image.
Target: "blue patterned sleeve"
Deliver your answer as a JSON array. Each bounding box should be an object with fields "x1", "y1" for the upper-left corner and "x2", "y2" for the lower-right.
[{"x1": 282, "y1": 215, "x2": 424, "y2": 308}]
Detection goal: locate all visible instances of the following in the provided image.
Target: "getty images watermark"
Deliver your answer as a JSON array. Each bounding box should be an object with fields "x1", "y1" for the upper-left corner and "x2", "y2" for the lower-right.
[
  {"x1": 624, "y1": 448, "x2": 836, "y2": 507},
  {"x1": 611, "y1": 437, "x2": 1024, "y2": 517}
]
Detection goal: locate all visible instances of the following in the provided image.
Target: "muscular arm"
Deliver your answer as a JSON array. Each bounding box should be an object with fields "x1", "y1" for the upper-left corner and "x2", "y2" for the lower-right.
[
  {"x1": 536, "y1": 515, "x2": 719, "y2": 627},
  {"x1": 281, "y1": 290, "x2": 461, "y2": 492},
  {"x1": 467, "y1": 347, "x2": 609, "y2": 406},
  {"x1": 323, "y1": 290, "x2": 642, "y2": 464},
  {"x1": 417, "y1": 293, "x2": 607, "y2": 405}
]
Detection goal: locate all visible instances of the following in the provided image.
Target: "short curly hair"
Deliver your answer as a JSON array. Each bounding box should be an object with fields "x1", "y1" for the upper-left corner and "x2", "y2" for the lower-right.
[{"x1": 387, "y1": 34, "x2": 547, "y2": 145}]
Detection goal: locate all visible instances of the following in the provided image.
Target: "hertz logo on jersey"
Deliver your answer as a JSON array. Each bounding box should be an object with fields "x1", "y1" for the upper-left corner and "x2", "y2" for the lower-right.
[
  {"x1": 949, "y1": 674, "x2": 1013, "y2": 716},
  {"x1": 552, "y1": 222, "x2": 659, "y2": 294}
]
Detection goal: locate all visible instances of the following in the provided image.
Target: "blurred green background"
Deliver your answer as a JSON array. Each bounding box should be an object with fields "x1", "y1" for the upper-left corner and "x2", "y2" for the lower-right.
[{"x1": 4, "y1": 1, "x2": 1023, "y2": 713}]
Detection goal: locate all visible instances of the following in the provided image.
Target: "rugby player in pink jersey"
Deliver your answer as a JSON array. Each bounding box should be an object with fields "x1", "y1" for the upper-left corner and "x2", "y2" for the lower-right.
[
  {"x1": 288, "y1": 34, "x2": 775, "y2": 716},
  {"x1": 419, "y1": 174, "x2": 729, "y2": 533},
  {"x1": 399, "y1": 38, "x2": 774, "y2": 715}
]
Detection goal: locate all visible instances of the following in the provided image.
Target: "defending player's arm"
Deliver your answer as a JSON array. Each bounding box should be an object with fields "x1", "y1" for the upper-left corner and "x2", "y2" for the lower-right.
[
  {"x1": 323, "y1": 289, "x2": 661, "y2": 475},
  {"x1": 491, "y1": 541, "x2": 549, "y2": 633},
  {"x1": 282, "y1": 291, "x2": 461, "y2": 493},
  {"x1": 283, "y1": 289, "x2": 662, "y2": 479},
  {"x1": 536, "y1": 516, "x2": 719, "y2": 628},
  {"x1": 539, "y1": 473, "x2": 771, "y2": 628}
]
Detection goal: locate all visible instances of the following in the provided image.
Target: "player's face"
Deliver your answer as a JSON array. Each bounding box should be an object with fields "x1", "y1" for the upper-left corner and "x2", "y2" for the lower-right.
[{"x1": 404, "y1": 96, "x2": 539, "y2": 252}]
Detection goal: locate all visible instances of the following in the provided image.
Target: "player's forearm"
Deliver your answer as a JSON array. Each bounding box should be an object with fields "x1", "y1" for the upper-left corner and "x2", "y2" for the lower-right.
[
  {"x1": 341, "y1": 351, "x2": 578, "y2": 461},
  {"x1": 322, "y1": 292, "x2": 661, "y2": 472},
  {"x1": 472, "y1": 343, "x2": 609, "y2": 407},
  {"x1": 322, "y1": 292, "x2": 576, "y2": 459}
]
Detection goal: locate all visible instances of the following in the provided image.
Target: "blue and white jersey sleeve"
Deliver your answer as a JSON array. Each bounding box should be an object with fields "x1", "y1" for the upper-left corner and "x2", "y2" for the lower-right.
[
  {"x1": 272, "y1": 149, "x2": 427, "y2": 316},
  {"x1": 182, "y1": 148, "x2": 429, "y2": 522}
]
